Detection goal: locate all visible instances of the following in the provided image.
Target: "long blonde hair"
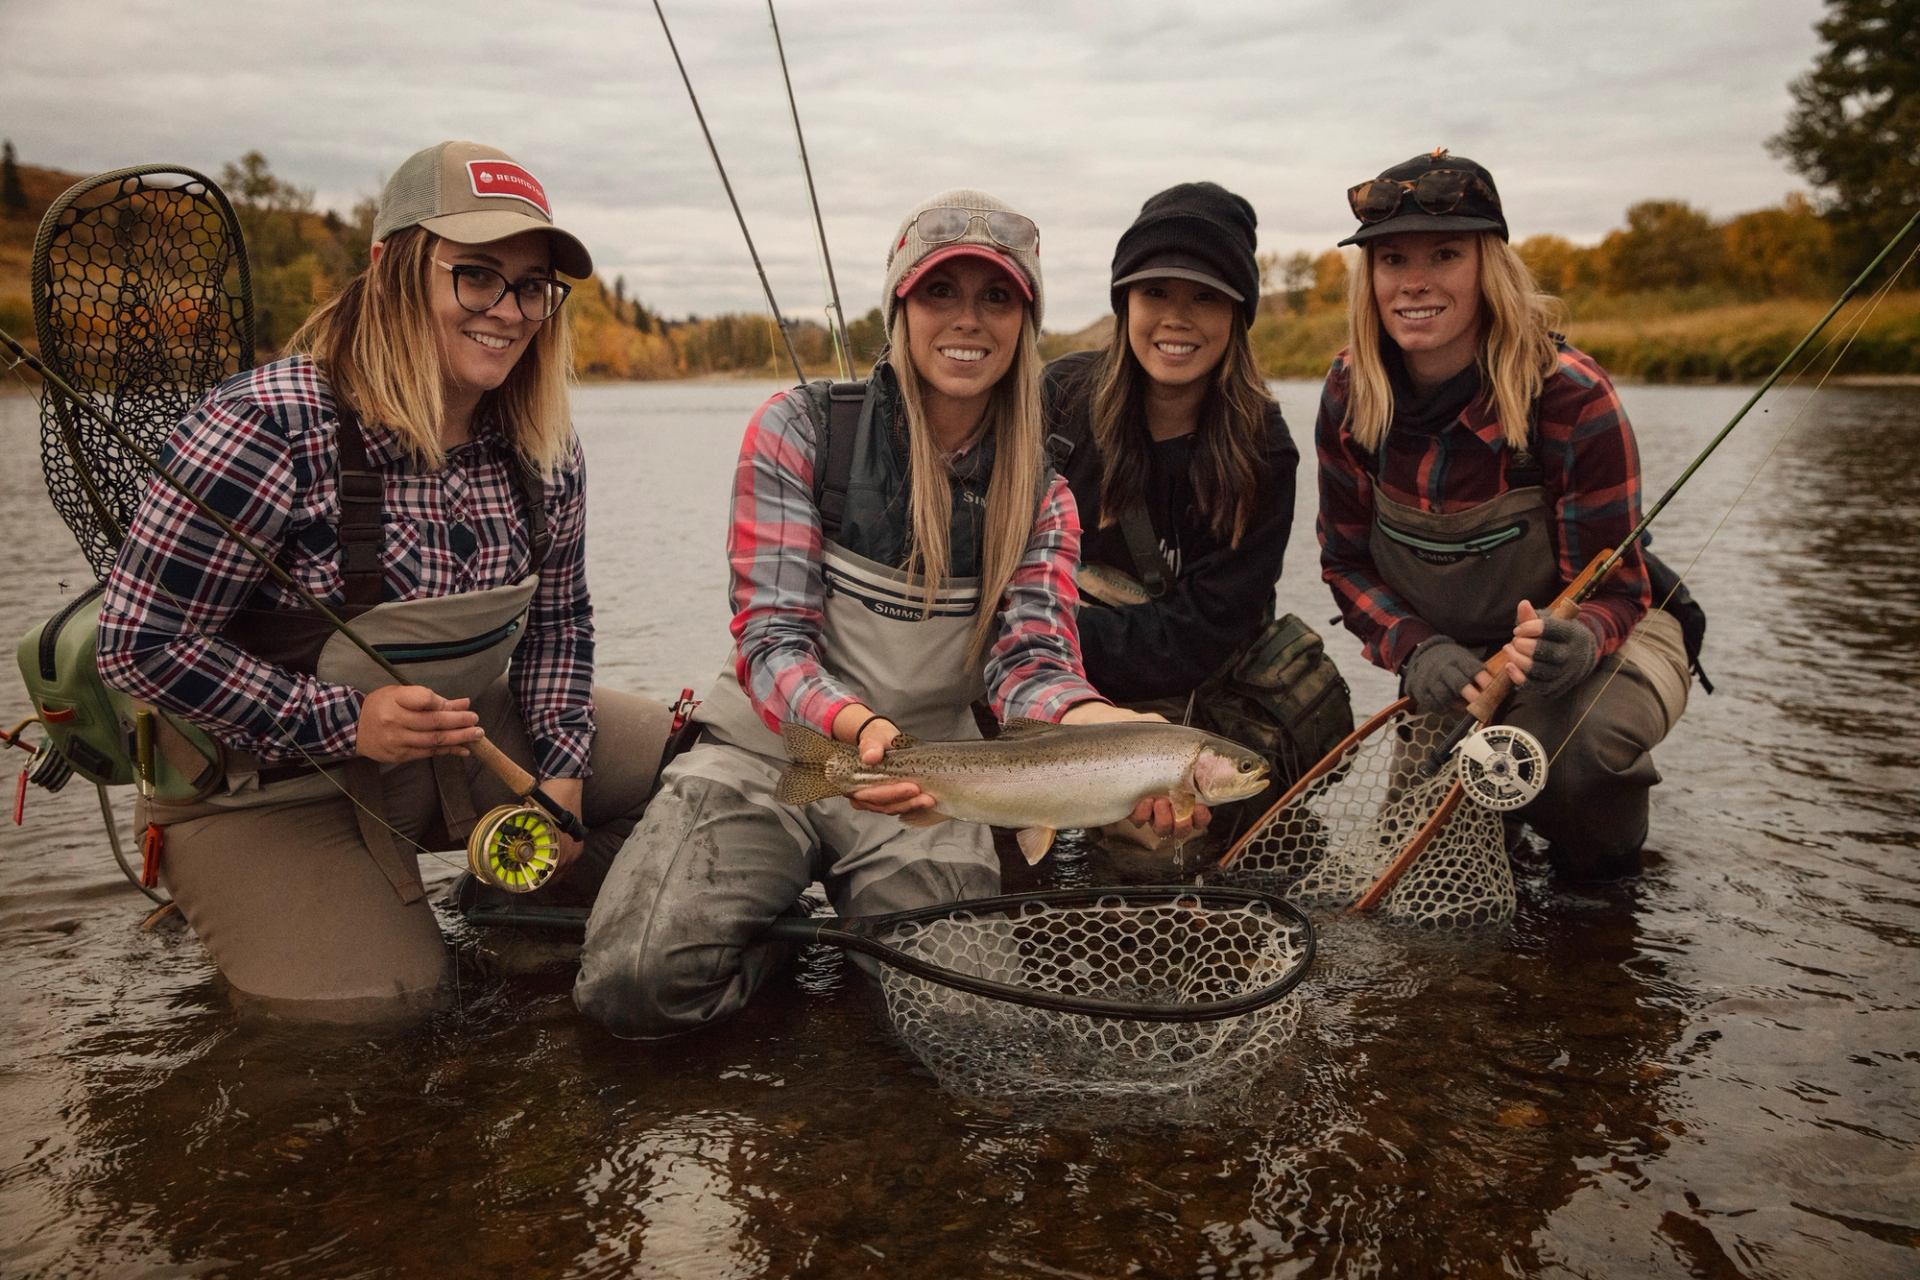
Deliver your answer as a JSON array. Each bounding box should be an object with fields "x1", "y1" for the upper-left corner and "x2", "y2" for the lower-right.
[
  {"x1": 1342, "y1": 232, "x2": 1564, "y2": 452},
  {"x1": 1088, "y1": 296, "x2": 1271, "y2": 547},
  {"x1": 290, "y1": 227, "x2": 576, "y2": 472},
  {"x1": 887, "y1": 308, "x2": 1047, "y2": 663}
]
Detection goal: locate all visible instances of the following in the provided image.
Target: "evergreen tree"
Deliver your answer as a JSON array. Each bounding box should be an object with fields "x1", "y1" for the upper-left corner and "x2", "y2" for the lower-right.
[
  {"x1": 1768, "y1": 0, "x2": 1920, "y2": 261},
  {"x1": 2, "y1": 139, "x2": 26, "y2": 216}
]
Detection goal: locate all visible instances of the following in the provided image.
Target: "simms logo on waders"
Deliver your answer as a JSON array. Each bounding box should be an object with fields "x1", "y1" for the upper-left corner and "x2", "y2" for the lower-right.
[{"x1": 466, "y1": 161, "x2": 551, "y2": 217}]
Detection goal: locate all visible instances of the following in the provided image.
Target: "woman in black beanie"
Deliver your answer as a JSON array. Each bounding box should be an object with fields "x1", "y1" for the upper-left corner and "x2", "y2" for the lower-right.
[{"x1": 1043, "y1": 182, "x2": 1329, "y2": 850}]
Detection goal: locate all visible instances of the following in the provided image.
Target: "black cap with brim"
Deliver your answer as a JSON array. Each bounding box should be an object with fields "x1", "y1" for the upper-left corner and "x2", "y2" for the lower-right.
[
  {"x1": 1111, "y1": 251, "x2": 1246, "y2": 302},
  {"x1": 1339, "y1": 149, "x2": 1508, "y2": 248},
  {"x1": 1337, "y1": 210, "x2": 1505, "y2": 248}
]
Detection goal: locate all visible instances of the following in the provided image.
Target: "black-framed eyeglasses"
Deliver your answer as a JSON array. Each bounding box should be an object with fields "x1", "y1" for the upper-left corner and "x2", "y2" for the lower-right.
[
  {"x1": 911, "y1": 206, "x2": 1040, "y2": 253},
  {"x1": 1346, "y1": 169, "x2": 1498, "y2": 225},
  {"x1": 433, "y1": 259, "x2": 572, "y2": 322}
]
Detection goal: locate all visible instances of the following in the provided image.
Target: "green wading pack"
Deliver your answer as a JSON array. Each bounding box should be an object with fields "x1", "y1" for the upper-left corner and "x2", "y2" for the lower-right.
[{"x1": 16, "y1": 583, "x2": 224, "y2": 802}]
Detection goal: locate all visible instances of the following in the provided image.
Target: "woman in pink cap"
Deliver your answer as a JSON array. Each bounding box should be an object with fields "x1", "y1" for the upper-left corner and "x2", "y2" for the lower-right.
[
  {"x1": 96, "y1": 141, "x2": 672, "y2": 1016},
  {"x1": 578, "y1": 190, "x2": 1169, "y2": 1038}
]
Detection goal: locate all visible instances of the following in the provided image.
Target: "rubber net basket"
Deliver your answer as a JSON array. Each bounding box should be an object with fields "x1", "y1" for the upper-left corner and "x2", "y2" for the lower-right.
[
  {"x1": 871, "y1": 889, "x2": 1312, "y2": 1105},
  {"x1": 1212, "y1": 702, "x2": 1516, "y2": 931},
  {"x1": 31, "y1": 166, "x2": 254, "y2": 578}
]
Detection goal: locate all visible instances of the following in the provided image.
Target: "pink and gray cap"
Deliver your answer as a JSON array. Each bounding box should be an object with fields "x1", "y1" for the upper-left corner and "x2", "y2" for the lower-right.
[
  {"x1": 883, "y1": 188, "x2": 1044, "y2": 328},
  {"x1": 371, "y1": 140, "x2": 594, "y2": 278}
]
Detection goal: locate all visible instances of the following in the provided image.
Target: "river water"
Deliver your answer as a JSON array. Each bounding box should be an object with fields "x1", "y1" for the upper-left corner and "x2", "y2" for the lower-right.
[{"x1": 0, "y1": 377, "x2": 1914, "y2": 1278}]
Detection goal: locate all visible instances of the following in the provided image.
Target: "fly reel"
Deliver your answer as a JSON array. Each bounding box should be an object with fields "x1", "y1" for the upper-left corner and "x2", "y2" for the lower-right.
[
  {"x1": 467, "y1": 803, "x2": 561, "y2": 894},
  {"x1": 1455, "y1": 724, "x2": 1548, "y2": 812}
]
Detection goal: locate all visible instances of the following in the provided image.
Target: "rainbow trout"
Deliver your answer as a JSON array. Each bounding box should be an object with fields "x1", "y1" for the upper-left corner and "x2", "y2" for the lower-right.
[{"x1": 776, "y1": 718, "x2": 1269, "y2": 864}]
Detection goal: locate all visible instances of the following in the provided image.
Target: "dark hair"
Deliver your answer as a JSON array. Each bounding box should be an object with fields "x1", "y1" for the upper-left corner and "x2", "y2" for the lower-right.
[{"x1": 1087, "y1": 293, "x2": 1271, "y2": 547}]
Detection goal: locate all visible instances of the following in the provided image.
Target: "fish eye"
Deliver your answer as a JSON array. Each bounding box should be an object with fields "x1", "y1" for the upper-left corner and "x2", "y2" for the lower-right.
[{"x1": 1238, "y1": 760, "x2": 1254, "y2": 772}]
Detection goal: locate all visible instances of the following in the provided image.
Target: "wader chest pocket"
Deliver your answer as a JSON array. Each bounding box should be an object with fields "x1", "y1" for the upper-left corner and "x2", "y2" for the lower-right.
[{"x1": 1377, "y1": 519, "x2": 1529, "y2": 565}]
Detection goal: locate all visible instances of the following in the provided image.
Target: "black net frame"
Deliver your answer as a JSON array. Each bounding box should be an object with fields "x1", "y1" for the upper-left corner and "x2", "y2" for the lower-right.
[
  {"x1": 765, "y1": 886, "x2": 1316, "y2": 1021},
  {"x1": 31, "y1": 165, "x2": 254, "y2": 579}
]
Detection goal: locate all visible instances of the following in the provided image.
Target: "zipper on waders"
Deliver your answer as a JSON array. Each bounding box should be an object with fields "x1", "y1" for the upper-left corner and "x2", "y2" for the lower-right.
[
  {"x1": 373, "y1": 618, "x2": 521, "y2": 664},
  {"x1": 38, "y1": 581, "x2": 107, "y2": 680},
  {"x1": 1375, "y1": 521, "x2": 1528, "y2": 557}
]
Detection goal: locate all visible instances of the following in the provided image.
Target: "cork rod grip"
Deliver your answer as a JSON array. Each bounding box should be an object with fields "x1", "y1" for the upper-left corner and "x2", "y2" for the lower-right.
[{"x1": 1462, "y1": 548, "x2": 1615, "y2": 724}]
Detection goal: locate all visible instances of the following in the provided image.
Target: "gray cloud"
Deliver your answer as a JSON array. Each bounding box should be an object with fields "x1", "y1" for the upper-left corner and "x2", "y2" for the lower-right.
[{"x1": 1, "y1": 0, "x2": 1824, "y2": 331}]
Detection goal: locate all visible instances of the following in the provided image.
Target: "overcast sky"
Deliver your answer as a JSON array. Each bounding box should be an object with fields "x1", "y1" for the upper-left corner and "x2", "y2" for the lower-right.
[{"x1": 1, "y1": 0, "x2": 1829, "y2": 331}]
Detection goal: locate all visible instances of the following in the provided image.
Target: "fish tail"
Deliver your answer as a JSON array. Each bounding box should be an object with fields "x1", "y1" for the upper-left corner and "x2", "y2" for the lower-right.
[
  {"x1": 781, "y1": 722, "x2": 845, "y2": 765},
  {"x1": 775, "y1": 762, "x2": 846, "y2": 807}
]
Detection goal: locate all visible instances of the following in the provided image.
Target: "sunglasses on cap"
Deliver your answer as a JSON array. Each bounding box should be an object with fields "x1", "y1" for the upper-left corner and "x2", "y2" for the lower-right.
[
  {"x1": 1346, "y1": 168, "x2": 1498, "y2": 225},
  {"x1": 911, "y1": 206, "x2": 1040, "y2": 253}
]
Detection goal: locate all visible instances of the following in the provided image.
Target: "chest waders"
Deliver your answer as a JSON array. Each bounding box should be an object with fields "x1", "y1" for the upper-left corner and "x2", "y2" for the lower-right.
[{"x1": 143, "y1": 410, "x2": 557, "y2": 901}]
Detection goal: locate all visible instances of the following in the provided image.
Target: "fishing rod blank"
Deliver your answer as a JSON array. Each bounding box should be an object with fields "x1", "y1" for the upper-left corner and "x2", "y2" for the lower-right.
[
  {"x1": 766, "y1": 0, "x2": 852, "y2": 379},
  {"x1": 651, "y1": 0, "x2": 807, "y2": 383}
]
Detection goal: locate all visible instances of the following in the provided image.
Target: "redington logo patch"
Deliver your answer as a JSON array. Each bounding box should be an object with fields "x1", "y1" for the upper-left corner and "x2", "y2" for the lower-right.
[{"x1": 466, "y1": 160, "x2": 550, "y2": 218}]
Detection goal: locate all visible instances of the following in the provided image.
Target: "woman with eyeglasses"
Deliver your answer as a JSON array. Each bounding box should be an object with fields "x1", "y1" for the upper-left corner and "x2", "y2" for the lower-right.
[
  {"x1": 1042, "y1": 182, "x2": 1323, "y2": 859},
  {"x1": 97, "y1": 141, "x2": 673, "y2": 1014},
  {"x1": 577, "y1": 190, "x2": 1163, "y2": 1038},
  {"x1": 1318, "y1": 148, "x2": 1691, "y2": 879}
]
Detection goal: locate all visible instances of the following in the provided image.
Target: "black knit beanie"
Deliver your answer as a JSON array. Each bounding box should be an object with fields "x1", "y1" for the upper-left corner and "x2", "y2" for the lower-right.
[{"x1": 1109, "y1": 181, "x2": 1260, "y2": 325}]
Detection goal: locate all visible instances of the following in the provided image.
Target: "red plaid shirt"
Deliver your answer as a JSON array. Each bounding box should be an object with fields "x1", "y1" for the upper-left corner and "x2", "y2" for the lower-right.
[
  {"x1": 1317, "y1": 343, "x2": 1651, "y2": 671},
  {"x1": 727, "y1": 386, "x2": 1101, "y2": 733},
  {"x1": 97, "y1": 357, "x2": 597, "y2": 778}
]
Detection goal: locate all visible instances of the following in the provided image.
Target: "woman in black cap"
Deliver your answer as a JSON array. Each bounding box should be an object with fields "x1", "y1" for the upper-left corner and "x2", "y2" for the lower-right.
[
  {"x1": 1043, "y1": 182, "x2": 1315, "y2": 848},
  {"x1": 1317, "y1": 148, "x2": 1691, "y2": 878}
]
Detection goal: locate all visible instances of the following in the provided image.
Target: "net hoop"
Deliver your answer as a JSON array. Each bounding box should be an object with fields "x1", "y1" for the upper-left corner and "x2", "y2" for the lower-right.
[
  {"x1": 1216, "y1": 696, "x2": 1419, "y2": 873},
  {"x1": 30, "y1": 164, "x2": 255, "y2": 578},
  {"x1": 765, "y1": 885, "x2": 1315, "y2": 1022},
  {"x1": 1209, "y1": 697, "x2": 1517, "y2": 930}
]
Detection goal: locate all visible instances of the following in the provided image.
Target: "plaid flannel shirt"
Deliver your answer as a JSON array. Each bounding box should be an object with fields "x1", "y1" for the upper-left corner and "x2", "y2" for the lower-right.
[
  {"x1": 1316, "y1": 343, "x2": 1651, "y2": 672},
  {"x1": 727, "y1": 387, "x2": 1102, "y2": 734},
  {"x1": 96, "y1": 357, "x2": 597, "y2": 778}
]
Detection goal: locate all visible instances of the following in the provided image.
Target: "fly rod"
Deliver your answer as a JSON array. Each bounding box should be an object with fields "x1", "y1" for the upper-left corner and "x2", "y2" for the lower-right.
[
  {"x1": 652, "y1": 0, "x2": 807, "y2": 383},
  {"x1": 766, "y1": 0, "x2": 852, "y2": 379},
  {"x1": 0, "y1": 326, "x2": 587, "y2": 842}
]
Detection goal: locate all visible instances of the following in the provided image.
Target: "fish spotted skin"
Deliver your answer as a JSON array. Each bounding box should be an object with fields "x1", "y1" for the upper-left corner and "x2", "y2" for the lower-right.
[{"x1": 774, "y1": 718, "x2": 1268, "y2": 835}]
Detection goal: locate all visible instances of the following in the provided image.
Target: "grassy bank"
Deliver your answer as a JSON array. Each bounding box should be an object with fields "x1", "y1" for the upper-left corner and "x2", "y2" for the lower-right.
[{"x1": 1048, "y1": 291, "x2": 1920, "y2": 383}]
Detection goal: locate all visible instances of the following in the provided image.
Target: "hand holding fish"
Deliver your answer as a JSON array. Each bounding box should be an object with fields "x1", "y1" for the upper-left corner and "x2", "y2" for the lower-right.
[
  {"x1": 830, "y1": 704, "x2": 936, "y2": 817},
  {"x1": 1060, "y1": 701, "x2": 1212, "y2": 838},
  {"x1": 777, "y1": 716, "x2": 1266, "y2": 864}
]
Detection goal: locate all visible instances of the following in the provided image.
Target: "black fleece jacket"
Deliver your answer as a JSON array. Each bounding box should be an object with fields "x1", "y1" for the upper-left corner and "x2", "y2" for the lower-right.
[{"x1": 1042, "y1": 349, "x2": 1300, "y2": 701}]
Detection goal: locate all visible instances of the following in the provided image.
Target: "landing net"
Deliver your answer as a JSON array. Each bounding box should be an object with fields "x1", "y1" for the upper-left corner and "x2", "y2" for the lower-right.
[
  {"x1": 1211, "y1": 701, "x2": 1516, "y2": 931},
  {"x1": 31, "y1": 166, "x2": 254, "y2": 578},
  {"x1": 869, "y1": 888, "x2": 1312, "y2": 1104}
]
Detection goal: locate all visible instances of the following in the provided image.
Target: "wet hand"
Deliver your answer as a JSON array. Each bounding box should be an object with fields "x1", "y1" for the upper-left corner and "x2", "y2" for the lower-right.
[
  {"x1": 1129, "y1": 795, "x2": 1212, "y2": 839},
  {"x1": 353, "y1": 685, "x2": 483, "y2": 764},
  {"x1": 536, "y1": 776, "x2": 586, "y2": 880},
  {"x1": 840, "y1": 711, "x2": 938, "y2": 817}
]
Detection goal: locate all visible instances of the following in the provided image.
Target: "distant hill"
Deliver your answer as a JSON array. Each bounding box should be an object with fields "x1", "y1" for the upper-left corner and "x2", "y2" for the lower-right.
[{"x1": 0, "y1": 161, "x2": 88, "y2": 348}]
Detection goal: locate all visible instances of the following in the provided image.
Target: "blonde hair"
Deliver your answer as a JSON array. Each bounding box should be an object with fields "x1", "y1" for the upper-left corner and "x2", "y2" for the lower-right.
[
  {"x1": 1088, "y1": 296, "x2": 1271, "y2": 547},
  {"x1": 887, "y1": 308, "x2": 1047, "y2": 664},
  {"x1": 290, "y1": 227, "x2": 576, "y2": 472},
  {"x1": 1342, "y1": 232, "x2": 1564, "y2": 452}
]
